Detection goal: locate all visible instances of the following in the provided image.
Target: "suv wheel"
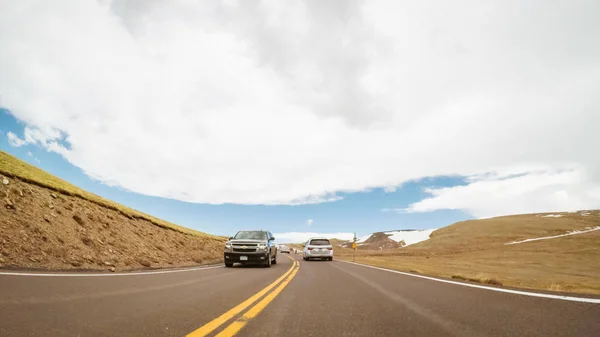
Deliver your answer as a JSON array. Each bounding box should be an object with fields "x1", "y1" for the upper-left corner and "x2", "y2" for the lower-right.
[{"x1": 225, "y1": 262, "x2": 233, "y2": 267}]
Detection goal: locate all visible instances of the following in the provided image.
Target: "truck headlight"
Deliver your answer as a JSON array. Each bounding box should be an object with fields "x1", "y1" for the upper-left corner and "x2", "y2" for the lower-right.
[
  {"x1": 257, "y1": 243, "x2": 267, "y2": 251},
  {"x1": 224, "y1": 242, "x2": 232, "y2": 252}
]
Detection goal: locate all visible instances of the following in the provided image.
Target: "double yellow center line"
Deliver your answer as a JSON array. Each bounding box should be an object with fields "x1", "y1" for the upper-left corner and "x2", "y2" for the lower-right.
[{"x1": 187, "y1": 258, "x2": 300, "y2": 337}]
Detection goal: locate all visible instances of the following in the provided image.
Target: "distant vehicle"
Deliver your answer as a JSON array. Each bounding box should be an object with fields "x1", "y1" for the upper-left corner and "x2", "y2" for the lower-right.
[
  {"x1": 278, "y1": 245, "x2": 290, "y2": 254},
  {"x1": 303, "y1": 237, "x2": 333, "y2": 261},
  {"x1": 224, "y1": 230, "x2": 277, "y2": 268}
]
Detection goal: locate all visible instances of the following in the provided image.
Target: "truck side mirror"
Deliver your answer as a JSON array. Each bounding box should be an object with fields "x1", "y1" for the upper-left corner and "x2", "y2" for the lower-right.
[
  {"x1": 228, "y1": 236, "x2": 233, "y2": 240},
  {"x1": 269, "y1": 237, "x2": 275, "y2": 241}
]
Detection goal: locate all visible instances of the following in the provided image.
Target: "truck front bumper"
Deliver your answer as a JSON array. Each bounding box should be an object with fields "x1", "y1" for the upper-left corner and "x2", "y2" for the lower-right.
[{"x1": 224, "y1": 252, "x2": 270, "y2": 263}]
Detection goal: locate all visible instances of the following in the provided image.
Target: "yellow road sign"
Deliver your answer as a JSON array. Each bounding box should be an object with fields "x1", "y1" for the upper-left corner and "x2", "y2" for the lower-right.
[{"x1": 352, "y1": 242, "x2": 357, "y2": 249}]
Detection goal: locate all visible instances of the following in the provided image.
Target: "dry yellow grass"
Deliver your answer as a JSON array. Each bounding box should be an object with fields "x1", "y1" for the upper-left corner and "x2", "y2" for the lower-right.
[
  {"x1": 0, "y1": 150, "x2": 220, "y2": 239},
  {"x1": 337, "y1": 212, "x2": 600, "y2": 294}
]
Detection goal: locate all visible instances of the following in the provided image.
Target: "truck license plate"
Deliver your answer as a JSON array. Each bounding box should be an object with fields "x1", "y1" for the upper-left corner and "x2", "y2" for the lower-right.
[{"x1": 239, "y1": 256, "x2": 248, "y2": 261}]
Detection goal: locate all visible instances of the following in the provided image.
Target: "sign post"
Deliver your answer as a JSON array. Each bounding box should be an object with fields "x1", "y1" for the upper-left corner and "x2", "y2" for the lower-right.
[{"x1": 352, "y1": 232, "x2": 357, "y2": 262}]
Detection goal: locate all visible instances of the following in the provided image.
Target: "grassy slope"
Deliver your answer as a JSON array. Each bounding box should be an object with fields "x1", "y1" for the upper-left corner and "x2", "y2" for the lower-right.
[
  {"x1": 0, "y1": 150, "x2": 217, "y2": 238},
  {"x1": 336, "y1": 211, "x2": 600, "y2": 294}
]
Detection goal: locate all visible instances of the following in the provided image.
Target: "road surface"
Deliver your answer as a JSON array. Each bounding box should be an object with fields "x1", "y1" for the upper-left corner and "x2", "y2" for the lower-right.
[{"x1": 1, "y1": 254, "x2": 599, "y2": 336}]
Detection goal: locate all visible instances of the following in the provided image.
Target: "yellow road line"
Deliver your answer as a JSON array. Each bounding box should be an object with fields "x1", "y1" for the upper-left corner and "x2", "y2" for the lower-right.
[
  {"x1": 187, "y1": 258, "x2": 298, "y2": 337},
  {"x1": 215, "y1": 263, "x2": 300, "y2": 337}
]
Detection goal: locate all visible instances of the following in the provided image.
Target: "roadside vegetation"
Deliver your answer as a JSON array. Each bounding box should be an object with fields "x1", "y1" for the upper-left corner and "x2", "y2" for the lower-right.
[{"x1": 335, "y1": 211, "x2": 600, "y2": 295}]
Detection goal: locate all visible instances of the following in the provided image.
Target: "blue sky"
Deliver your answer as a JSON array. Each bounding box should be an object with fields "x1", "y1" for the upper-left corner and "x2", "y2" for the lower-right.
[{"x1": 1, "y1": 110, "x2": 471, "y2": 240}]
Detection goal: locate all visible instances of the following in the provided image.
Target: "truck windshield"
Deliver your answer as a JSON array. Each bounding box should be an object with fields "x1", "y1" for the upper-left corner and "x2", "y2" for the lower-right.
[{"x1": 234, "y1": 231, "x2": 267, "y2": 240}]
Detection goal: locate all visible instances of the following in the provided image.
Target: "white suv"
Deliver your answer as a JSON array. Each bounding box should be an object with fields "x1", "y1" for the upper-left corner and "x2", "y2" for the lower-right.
[{"x1": 303, "y1": 237, "x2": 333, "y2": 261}]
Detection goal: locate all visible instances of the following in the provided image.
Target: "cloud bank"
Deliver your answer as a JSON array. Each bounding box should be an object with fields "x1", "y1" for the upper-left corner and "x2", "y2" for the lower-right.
[
  {"x1": 274, "y1": 232, "x2": 354, "y2": 244},
  {"x1": 1, "y1": 0, "x2": 599, "y2": 216},
  {"x1": 404, "y1": 168, "x2": 600, "y2": 218},
  {"x1": 6, "y1": 132, "x2": 26, "y2": 147}
]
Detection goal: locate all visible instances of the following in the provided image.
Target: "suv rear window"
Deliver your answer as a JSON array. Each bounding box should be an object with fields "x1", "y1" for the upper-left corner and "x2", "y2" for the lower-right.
[{"x1": 309, "y1": 239, "x2": 330, "y2": 246}]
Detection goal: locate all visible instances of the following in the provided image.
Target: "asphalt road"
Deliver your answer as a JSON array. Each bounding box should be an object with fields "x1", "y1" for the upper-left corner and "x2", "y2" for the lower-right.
[{"x1": 1, "y1": 253, "x2": 599, "y2": 337}]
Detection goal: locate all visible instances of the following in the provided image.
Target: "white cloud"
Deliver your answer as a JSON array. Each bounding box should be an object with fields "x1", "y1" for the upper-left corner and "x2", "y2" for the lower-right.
[
  {"x1": 0, "y1": 0, "x2": 599, "y2": 215},
  {"x1": 383, "y1": 186, "x2": 397, "y2": 193},
  {"x1": 7, "y1": 132, "x2": 26, "y2": 147},
  {"x1": 405, "y1": 167, "x2": 600, "y2": 218},
  {"x1": 27, "y1": 151, "x2": 33, "y2": 157},
  {"x1": 273, "y1": 232, "x2": 354, "y2": 244},
  {"x1": 23, "y1": 127, "x2": 62, "y2": 146},
  {"x1": 306, "y1": 219, "x2": 313, "y2": 226}
]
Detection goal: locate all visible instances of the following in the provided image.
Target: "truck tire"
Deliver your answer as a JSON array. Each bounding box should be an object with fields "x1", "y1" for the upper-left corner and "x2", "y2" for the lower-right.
[{"x1": 225, "y1": 262, "x2": 233, "y2": 267}]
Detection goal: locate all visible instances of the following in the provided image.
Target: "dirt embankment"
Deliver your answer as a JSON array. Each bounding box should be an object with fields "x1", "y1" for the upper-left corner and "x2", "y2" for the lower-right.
[{"x1": 1, "y1": 176, "x2": 225, "y2": 271}]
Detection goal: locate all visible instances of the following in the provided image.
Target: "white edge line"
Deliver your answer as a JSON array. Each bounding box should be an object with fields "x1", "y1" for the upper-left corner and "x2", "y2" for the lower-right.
[
  {"x1": 0, "y1": 265, "x2": 223, "y2": 277},
  {"x1": 337, "y1": 260, "x2": 600, "y2": 304}
]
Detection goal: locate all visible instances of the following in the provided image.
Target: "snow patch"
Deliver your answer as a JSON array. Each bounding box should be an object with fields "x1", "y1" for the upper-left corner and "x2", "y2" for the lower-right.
[
  {"x1": 384, "y1": 229, "x2": 437, "y2": 246},
  {"x1": 505, "y1": 226, "x2": 600, "y2": 245},
  {"x1": 356, "y1": 229, "x2": 437, "y2": 246},
  {"x1": 541, "y1": 214, "x2": 563, "y2": 218},
  {"x1": 357, "y1": 234, "x2": 373, "y2": 243}
]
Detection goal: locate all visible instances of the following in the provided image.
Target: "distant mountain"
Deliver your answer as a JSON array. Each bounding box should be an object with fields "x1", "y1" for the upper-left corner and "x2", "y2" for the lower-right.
[{"x1": 340, "y1": 229, "x2": 437, "y2": 250}]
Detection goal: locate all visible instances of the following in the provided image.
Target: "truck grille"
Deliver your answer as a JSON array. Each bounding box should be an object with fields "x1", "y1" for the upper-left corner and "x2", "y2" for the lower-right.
[
  {"x1": 233, "y1": 248, "x2": 257, "y2": 253},
  {"x1": 231, "y1": 242, "x2": 259, "y2": 253}
]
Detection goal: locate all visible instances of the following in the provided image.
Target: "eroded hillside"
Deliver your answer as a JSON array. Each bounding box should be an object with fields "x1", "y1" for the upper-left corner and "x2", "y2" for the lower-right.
[{"x1": 0, "y1": 151, "x2": 225, "y2": 271}]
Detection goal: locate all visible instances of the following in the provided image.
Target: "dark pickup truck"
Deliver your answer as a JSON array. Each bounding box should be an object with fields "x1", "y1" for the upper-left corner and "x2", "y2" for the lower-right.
[{"x1": 224, "y1": 230, "x2": 278, "y2": 268}]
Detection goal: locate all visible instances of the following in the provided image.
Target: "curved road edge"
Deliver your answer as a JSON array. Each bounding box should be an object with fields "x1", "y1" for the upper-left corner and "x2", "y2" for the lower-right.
[{"x1": 336, "y1": 259, "x2": 600, "y2": 304}]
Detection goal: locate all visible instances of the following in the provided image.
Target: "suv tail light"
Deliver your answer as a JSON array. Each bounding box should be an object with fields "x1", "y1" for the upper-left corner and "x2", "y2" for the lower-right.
[
  {"x1": 307, "y1": 247, "x2": 313, "y2": 250},
  {"x1": 327, "y1": 247, "x2": 333, "y2": 250}
]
